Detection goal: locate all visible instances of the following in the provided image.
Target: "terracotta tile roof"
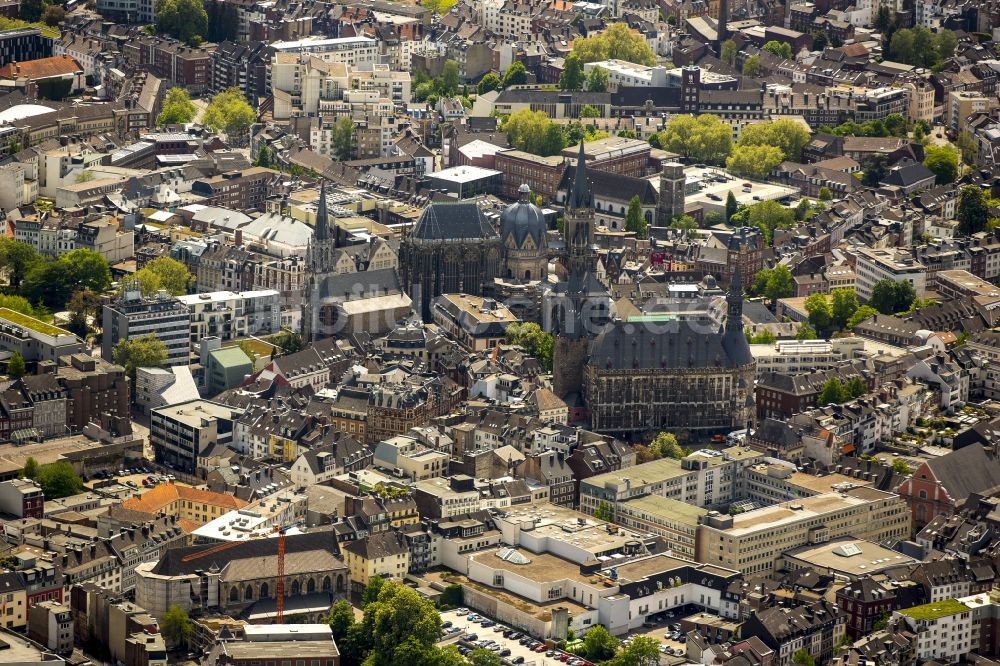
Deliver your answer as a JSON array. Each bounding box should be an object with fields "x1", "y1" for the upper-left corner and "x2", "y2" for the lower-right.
[
  {"x1": 0, "y1": 56, "x2": 83, "y2": 80},
  {"x1": 121, "y1": 483, "x2": 247, "y2": 514}
]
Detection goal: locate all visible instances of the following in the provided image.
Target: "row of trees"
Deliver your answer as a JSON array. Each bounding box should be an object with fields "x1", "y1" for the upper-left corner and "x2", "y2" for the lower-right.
[
  {"x1": 634, "y1": 432, "x2": 686, "y2": 463},
  {"x1": 154, "y1": 0, "x2": 208, "y2": 46},
  {"x1": 817, "y1": 376, "x2": 868, "y2": 406},
  {"x1": 158, "y1": 87, "x2": 255, "y2": 144},
  {"x1": 887, "y1": 27, "x2": 957, "y2": 70},
  {"x1": 502, "y1": 109, "x2": 607, "y2": 157},
  {"x1": 727, "y1": 119, "x2": 811, "y2": 179},
  {"x1": 818, "y1": 113, "x2": 910, "y2": 139}
]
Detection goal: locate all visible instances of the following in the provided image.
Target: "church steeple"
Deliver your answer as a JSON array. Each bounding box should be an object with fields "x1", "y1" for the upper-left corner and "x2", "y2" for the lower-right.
[
  {"x1": 315, "y1": 180, "x2": 329, "y2": 242},
  {"x1": 570, "y1": 140, "x2": 590, "y2": 210}
]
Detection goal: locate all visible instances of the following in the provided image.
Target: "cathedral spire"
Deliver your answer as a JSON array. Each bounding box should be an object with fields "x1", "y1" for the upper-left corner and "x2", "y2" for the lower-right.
[
  {"x1": 315, "y1": 180, "x2": 329, "y2": 242},
  {"x1": 571, "y1": 140, "x2": 590, "y2": 210}
]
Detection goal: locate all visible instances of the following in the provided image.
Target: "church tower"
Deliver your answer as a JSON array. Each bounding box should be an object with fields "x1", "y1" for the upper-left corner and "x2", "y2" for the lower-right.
[
  {"x1": 553, "y1": 142, "x2": 602, "y2": 403},
  {"x1": 302, "y1": 181, "x2": 343, "y2": 342},
  {"x1": 656, "y1": 162, "x2": 686, "y2": 226}
]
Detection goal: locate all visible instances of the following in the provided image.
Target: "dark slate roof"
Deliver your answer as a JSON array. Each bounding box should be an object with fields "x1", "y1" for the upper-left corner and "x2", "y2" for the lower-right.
[
  {"x1": 925, "y1": 445, "x2": 1000, "y2": 501},
  {"x1": 500, "y1": 187, "x2": 547, "y2": 249},
  {"x1": 881, "y1": 160, "x2": 936, "y2": 187},
  {"x1": 588, "y1": 316, "x2": 753, "y2": 371},
  {"x1": 410, "y1": 202, "x2": 499, "y2": 242},
  {"x1": 611, "y1": 86, "x2": 682, "y2": 108},
  {"x1": 152, "y1": 531, "x2": 336, "y2": 576},
  {"x1": 560, "y1": 166, "x2": 658, "y2": 205},
  {"x1": 317, "y1": 267, "x2": 402, "y2": 300}
]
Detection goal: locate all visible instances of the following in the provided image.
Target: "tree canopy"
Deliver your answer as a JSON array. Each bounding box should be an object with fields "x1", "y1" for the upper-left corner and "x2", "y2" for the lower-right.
[
  {"x1": 923, "y1": 144, "x2": 959, "y2": 185},
  {"x1": 504, "y1": 109, "x2": 567, "y2": 157},
  {"x1": 726, "y1": 144, "x2": 784, "y2": 179},
  {"x1": 478, "y1": 73, "x2": 502, "y2": 95},
  {"x1": 572, "y1": 23, "x2": 655, "y2": 65},
  {"x1": 157, "y1": 87, "x2": 197, "y2": 126},
  {"x1": 737, "y1": 119, "x2": 811, "y2": 162},
  {"x1": 155, "y1": 0, "x2": 208, "y2": 45},
  {"x1": 502, "y1": 61, "x2": 527, "y2": 88},
  {"x1": 586, "y1": 66, "x2": 608, "y2": 92},
  {"x1": 112, "y1": 335, "x2": 168, "y2": 379},
  {"x1": 868, "y1": 279, "x2": 917, "y2": 314},
  {"x1": 830, "y1": 288, "x2": 859, "y2": 329},
  {"x1": 36, "y1": 462, "x2": 84, "y2": 499},
  {"x1": 729, "y1": 200, "x2": 795, "y2": 244},
  {"x1": 805, "y1": 293, "x2": 832, "y2": 332},
  {"x1": 160, "y1": 605, "x2": 192, "y2": 648},
  {"x1": 504, "y1": 322, "x2": 553, "y2": 371},
  {"x1": 958, "y1": 185, "x2": 990, "y2": 236},
  {"x1": 202, "y1": 87, "x2": 255, "y2": 144},
  {"x1": 751, "y1": 265, "x2": 794, "y2": 301},
  {"x1": 625, "y1": 196, "x2": 647, "y2": 239},
  {"x1": 887, "y1": 27, "x2": 957, "y2": 68},
  {"x1": 762, "y1": 40, "x2": 793, "y2": 59},
  {"x1": 635, "y1": 432, "x2": 684, "y2": 462},
  {"x1": 656, "y1": 114, "x2": 732, "y2": 165},
  {"x1": 560, "y1": 53, "x2": 585, "y2": 90},
  {"x1": 21, "y1": 248, "x2": 111, "y2": 310},
  {"x1": 130, "y1": 257, "x2": 193, "y2": 296},
  {"x1": 8, "y1": 352, "x2": 25, "y2": 379}
]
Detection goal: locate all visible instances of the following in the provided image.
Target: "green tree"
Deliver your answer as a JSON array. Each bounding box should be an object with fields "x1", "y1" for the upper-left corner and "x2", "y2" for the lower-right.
[
  {"x1": 439, "y1": 60, "x2": 459, "y2": 97},
  {"x1": 752, "y1": 265, "x2": 794, "y2": 301},
  {"x1": 112, "y1": 335, "x2": 168, "y2": 380},
  {"x1": 468, "y1": 649, "x2": 502, "y2": 666},
  {"x1": 7, "y1": 352, "x2": 25, "y2": 378},
  {"x1": 22, "y1": 456, "x2": 39, "y2": 480},
  {"x1": 143, "y1": 257, "x2": 192, "y2": 295},
  {"x1": 502, "y1": 61, "x2": 527, "y2": 88},
  {"x1": 923, "y1": 144, "x2": 959, "y2": 185},
  {"x1": 20, "y1": 0, "x2": 45, "y2": 21},
  {"x1": 478, "y1": 72, "x2": 502, "y2": 95},
  {"x1": 62, "y1": 248, "x2": 112, "y2": 293},
  {"x1": 42, "y1": 5, "x2": 65, "y2": 26},
  {"x1": 202, "y1": 87, "x2": 255, "y2": 144},
  {"x1": 560, "y1": 53, "x2": 585, "y2": 90},
  {"x1": 818, "y1": 186, "x2": 832, "y2": 201},
  {"x1": 725, "y1": 191, "x2": 738, "y2": 222},
  {"x1": 762, "y1": 40, "x2": 793, "y2": 59},
  {"x1": 572, "y1": 23, "x2": 656, "y2": 65},
  {"x1": 846, "y1": 376, "x2": 867, "y2": 398},
  {"x1": 0, "y1": 238, "x2": 42, "y2": 289},
  {"x1": 795, "y1": 323, "x2": 818, "y2": 340},
  {"x1": 730, "y1": 199, "x2": 794, "y2": 244},
  {"x1": 737, "y1": 119, "x2": 811, "y2": 162},
  {"x1": 847, "y1": 304, "x2": 878, "y2": 329},
  {"x1": 812, "y1": 31, "x2": 829, "y2": 50},
  {"x1": 157, "y1": 87, "x2": 197, "y2": 126},
  {"x1": 505, "y1": 109, "x2": 566, "y2": 157},
  {"x1": 817, "y1": 377, "x2": 848, "y2": 406},
  {"x1": 586, "y1": 66, "x2": 608, "y2": 92},
  {"x1": 504, "y1": 322, "x2": 553, "y2": 370},
  {"x1": 873, "y1": 610, "x2": 890, "y2": 630},
  {"x1": 874, "y1": 5, "x2": 894, "y2": 35},
  {"x1": 439, "y1": 584, "x2": 463, "y2": 608},
  {"x1": 35, "y1": 462, "x2": 84, "y2": 499},
  {"x1": 650, "y1": 431, "x2": 684, "y2": 459},
  {"x1": 607, "y1": 636, "x2": 660, "y2": 666},
  {"x1": 361, "y1": 576, "x2": 386, "y2": 608},
  {"x1": 330, "y1": 117, "x2": 355, "y2": 161},
  {"x1": 792, "y1": 649, "x2": 815, "y2": 666},
  {"x1": 155, "y1": 0, "x2": 208, "y2": 44},
  {"x1": 593, "y1": 500, "x2": 615, "y2": 521},
  {"x1": 742, "y1": 54, "x2": 761, "y2": 77},
  {"x1": 869, "y1": 279, "x2": 916, "y2": 314},
  {"x1": 255, "y1": 144, "x2": 273, "y2": 168},
  {"x1": 624, "y1": 196, "x2": 646, "y2": 238},
  {"x1": 805, "y1": 293, "x2": 832, "y2": 331},
  {"x1": 720, "y1": 38, "x2": 737, "y2": 64},
  {"x1": 862, "y1": 154, "x2": 889, "y2": 187},
  {"x1": 726, "y1": 144, "x2": 784, "y2": 179},
  {"x1": 831, "y1": 288, "x2": 858, "y2": 329},
  {"x1": 582, "y1": 626, "x2": 619, "y2": 662},
  {"x1": 958, "y1": 185, "x2": 990, "y2": 236},
  {"x1": 669, "y1": 214, "x2": 697, "y2": 238},
  {"x1": 359, "y1": 581, "x2": 441, "y2": 666},
  {"x1": 746, "y1": 328, "x2": 777, "y2": 344},
  {"x1": 272, "y1": 329, "x2": 303, "y2": 355},
  {"x1": 160, "y1": 605, "x2": 192, "y2": 648},
  {"x1": 579, "y1": 104, "x2": 601, "y2": 118},
  {"x1": 323, "y1": 600, "x2": 356, "y2": 642},
  {"x1": 37, "y1": 78, "x2": 71, "y2": 102},
  {"x1": 658, "y1": 114, "x2": 732, "y2": 164}
]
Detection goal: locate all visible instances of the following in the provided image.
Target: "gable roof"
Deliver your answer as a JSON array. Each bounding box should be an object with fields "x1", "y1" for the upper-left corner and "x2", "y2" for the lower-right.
[{"x1": 922, "y1": 445, "x2": 1000, "y2": 502}]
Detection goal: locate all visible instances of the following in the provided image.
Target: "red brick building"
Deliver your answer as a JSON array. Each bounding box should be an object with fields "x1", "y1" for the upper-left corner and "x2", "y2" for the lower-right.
[{"x1": 895, "y1": 444, "x2": 1000, "y2": 530}]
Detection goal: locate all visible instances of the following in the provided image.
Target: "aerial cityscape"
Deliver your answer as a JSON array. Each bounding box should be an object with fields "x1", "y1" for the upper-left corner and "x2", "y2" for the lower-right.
[{"x1": 0, "y1": 0, "x2": 995, "y2": 664}]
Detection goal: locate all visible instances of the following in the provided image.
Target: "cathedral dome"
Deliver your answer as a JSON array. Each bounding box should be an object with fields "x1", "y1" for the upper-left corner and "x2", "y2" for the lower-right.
[{"x1": 500, "y1": 184, "x2": 547, "y2": 250}]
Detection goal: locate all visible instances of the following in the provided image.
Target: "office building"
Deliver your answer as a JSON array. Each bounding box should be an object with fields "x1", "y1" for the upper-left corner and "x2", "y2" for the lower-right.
[{"x1": 102, "y1": 291, "x2": 192, "y2": 366}]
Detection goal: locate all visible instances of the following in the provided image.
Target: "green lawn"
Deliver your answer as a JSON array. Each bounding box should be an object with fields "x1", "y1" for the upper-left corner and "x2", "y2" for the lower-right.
[
  {"x1": 0, "y1": 308, "x2": 68, "y2": 337},
  {"x1": 899, "y1": 599, "x2": 969, "y2": 621}
]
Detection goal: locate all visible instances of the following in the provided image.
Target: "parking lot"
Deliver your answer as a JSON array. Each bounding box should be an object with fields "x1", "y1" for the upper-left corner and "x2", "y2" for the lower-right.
[
  {"x1": 440, "y1": 608, "x2": 594, "y2": 666},
  {"x1": 84, "y1": 464, "x2": 178, "y2": 491},
  {"x1": 439, "y1": 608, "x2": 693, "y2": 665}
]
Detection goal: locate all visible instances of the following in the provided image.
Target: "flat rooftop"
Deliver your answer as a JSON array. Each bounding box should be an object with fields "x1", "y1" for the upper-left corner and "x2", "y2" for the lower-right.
[
  {"x1": 617, "y1": 494, "x2": 708, "y2": 525},
  {"x1": 784, "y1": 538, "x2": 918, "y2": 576},
  {"x1": 0, "y1": 435, "x2": 105, "y2": 477},
  {"x1": 428, "y1": 165, "x2": 502, "y2": 183},
  {"x1": 723, "y1": 488, "x2": 896, "y2": 536},
  {"x1": 152, "y1": 400, "x2": 238, "y2": 427},
  {"x1": 0, "y1": 627, "x2": 49, "y2": 661},
  {"x1": 471, "y1": 549, "x2": 593, "y2": 585},
  {"x1": 0, "y1": 307, "x2": 70, "y2": 337},
  {"x1": 583, "y1": 447, "x2": 760, "y2": 493},
  {"x1": 498, "y1": 503, "x2": 636, "y2": 556},
  {"x1": 662, "y1": 167, "x2": 798, "y2": 212},
  {"x1": 899, "y1": 599, "x2": 969, "y2": 621}
]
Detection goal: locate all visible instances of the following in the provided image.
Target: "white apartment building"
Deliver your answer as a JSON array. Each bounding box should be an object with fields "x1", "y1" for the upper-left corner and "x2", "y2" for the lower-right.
[
  {"x1": 582, "y1": 60, "x2": 668, "y2": 87},
  {"x1": 270, "y1": 36, "x2": 379, "y2": 66},
  {"x1": 271, "y1": 56, "x2": 409, "y2": 120},
  {"x1": 854, "y1": 247, "x2": 927, "y2": 301},
  {"x1": 749, "y1": 338, "x2": 867, "y2": 379},
  {"x1": 895, "y1": 600, "x2": 972, "y2": 663},
  {"x1": 948, "y1": 90, "x2": 989, "y2": 132},
  {"x1": 176, "y1": 290, "x2": 281, "y2": 349}
]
